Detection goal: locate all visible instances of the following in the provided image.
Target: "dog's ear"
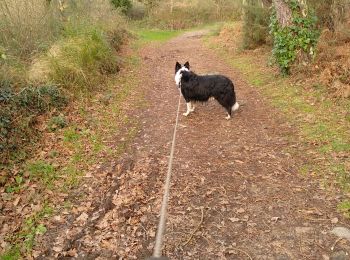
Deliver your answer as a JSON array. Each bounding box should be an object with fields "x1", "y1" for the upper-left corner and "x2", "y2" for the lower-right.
[
  {"x1": 184, "y1": 61, "x2": 190, "y2": 70},
  {"x1": 175, "y1": 62, "x2": 181, "y2": 72}
]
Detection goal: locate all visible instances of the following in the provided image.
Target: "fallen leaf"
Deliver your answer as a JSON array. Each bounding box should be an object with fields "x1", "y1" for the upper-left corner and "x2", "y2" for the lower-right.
[
  {"x1": 237, "y1": 208, "x2": 245, "y2": 214},
  {"x1": 13, "y1": 197, "x2": 20, "y2": 207},
  {"x1": 229, "y1": 217, "x2": 240, "y2": 223},
  {"x1": 271, "y1": 217, "x2": 280, "y2": 222},
  {"x1": 331, "y1": 217, "x2": 339, "y2": 224}
]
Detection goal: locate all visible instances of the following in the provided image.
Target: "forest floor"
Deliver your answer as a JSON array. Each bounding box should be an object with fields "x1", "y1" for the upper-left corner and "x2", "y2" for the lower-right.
[{"x1": 32, "y1": 30, "x2": 350, "y2": 259}]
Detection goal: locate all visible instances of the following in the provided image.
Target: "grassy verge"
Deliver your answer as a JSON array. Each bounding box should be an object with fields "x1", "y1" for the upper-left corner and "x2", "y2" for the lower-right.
[
  {"x1": 1, "y1": 54, "x2": 141, "y2": 260},
  {"x1": 207, "y1": 25, "x2": 350, "y2": 208},
  {"x1": 132, "y1": 22, "x2": 223, "y2": 44}
]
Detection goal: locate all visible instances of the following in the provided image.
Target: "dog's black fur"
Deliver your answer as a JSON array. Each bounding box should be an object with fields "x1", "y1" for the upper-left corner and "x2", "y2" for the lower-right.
[{"x1": 175, "y1": 61, "x2": 237, "y2": 117}]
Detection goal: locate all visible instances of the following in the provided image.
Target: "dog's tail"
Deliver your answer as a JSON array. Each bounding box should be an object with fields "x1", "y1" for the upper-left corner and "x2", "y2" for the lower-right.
[{"x1": 232, "y1": 102, "x2": 239, "y2": 111}]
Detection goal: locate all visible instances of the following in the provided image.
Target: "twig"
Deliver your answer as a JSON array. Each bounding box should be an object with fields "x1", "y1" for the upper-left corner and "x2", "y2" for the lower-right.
[
  {"x1": 140, "y1": 223, "x2": 148, "y2": 240},
  {"x1": 230, "y1": 248, "x2": 253, "y2": 260},
  {"x1": 183, "y1": 207, "x2": 204, "y2": 247},
  {"x1": 305, "y1": 217, "x2": 330, "y2": 222}
]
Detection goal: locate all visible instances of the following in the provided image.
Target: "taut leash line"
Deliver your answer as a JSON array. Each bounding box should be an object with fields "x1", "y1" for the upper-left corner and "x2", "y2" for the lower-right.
[{"x1": 149, "y1": 91, "x2": 182, "y2": 259}]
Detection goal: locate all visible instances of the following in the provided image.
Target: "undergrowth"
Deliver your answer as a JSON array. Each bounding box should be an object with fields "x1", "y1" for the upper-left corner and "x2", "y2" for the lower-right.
[
  {"x1": 0, "y1": 0, "x2": 128, "y2": 166},
  {"x1": 48, "y1": 26, "x2": 121, "y2": 92},
  {"x1": 242, "y1": 2, "x2": 270, "y2": 49},
  {"x1": 144, "y1": 0, "x2": 241, "y2": 29},
  {"x1": 0, "y1": 28, "x2": 179, "y2": 260},
  {"x1": 0, "y1": 84, "x2": 67, "y2": 164}
]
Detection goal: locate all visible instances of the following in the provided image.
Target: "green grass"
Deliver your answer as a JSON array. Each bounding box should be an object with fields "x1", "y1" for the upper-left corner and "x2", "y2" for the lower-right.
[
  {"x1": 0, "y1": 246, "x2": 20, "y2": 260},
  {"x1": 63, "y1": 128, "x2": 81, "y2": 142},
  {"x1": 135, "y1": 29, "x2": 181, "y2": 42},
  {"x1": 338, "y1": 200, "x2": 350, "y2": 218},
  {"x1": 27, "y1": 161, "x2": 57, "y2": 187}
]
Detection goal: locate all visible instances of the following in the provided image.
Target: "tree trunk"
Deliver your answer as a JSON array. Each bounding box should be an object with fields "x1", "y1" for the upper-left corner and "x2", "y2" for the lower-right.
[
  {"x1": 242, "y1": 0, "x2": 247, "y2": 20},
  {"x1": 272, "y1": 0, "x2": 292, "y2": 27}
]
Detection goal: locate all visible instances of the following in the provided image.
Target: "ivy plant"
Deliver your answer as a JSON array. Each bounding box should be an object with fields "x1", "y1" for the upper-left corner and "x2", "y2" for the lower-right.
[{"x1": 270, "y1": 0, "x2": 320, "y2": 75}]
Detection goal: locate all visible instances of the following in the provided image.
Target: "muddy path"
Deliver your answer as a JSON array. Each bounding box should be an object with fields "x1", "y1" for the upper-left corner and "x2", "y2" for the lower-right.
[{"x1": 36, "y1": 31, "x2": 350, "y2": 259}]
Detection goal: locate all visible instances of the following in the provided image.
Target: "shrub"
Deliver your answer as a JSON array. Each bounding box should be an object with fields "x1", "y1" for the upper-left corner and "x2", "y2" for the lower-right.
[
  {"x1": 127, "y1": 1, "x2": 147, "y2": 20},
  {"x1": 242, "y1": 3, "x2": 271, "y2": 49},
  {"x1": 48, "y1": 27, "x2": 119, "y2": 91},
  {"x1": 0, "y1": 0, "x2": 128, "y2": 166},
  {"x1": 110, "y1": 0, "x2": 132, "y2": 14},
  {"x1": 48, "y1": 115, "x2": 67, "y2": 131},
  {"x1": 16, "y1": 85, "x2": 67, "y2": 112},
  {"x1": 0, "y1": 83, "x2": 67, "y2": 163}
]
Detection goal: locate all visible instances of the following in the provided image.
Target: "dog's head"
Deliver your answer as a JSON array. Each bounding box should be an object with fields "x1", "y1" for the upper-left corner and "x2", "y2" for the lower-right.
[{"x1": 175, "y1": 61, "x2": 190, "y2": 86}]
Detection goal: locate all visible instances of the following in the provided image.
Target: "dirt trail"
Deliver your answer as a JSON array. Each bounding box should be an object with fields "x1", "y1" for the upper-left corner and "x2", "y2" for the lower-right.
[{"x1": 37, "y1": 32, "x2": 350, "y2": 259}]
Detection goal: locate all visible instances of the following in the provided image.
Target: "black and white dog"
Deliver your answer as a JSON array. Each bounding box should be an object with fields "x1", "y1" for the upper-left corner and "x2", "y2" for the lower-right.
[{"x1": 175, "y1": 61, "x2": 239, "y2": 119}]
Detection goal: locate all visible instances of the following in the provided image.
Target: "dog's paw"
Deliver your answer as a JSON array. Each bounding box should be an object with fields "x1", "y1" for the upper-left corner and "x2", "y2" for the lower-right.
[
  {"x1": 225, "y1": 115, "x2": 231, "y2": 120},
  {"x1": 183, "y1": 112, "x2": 190, "y2": 116},
  {"x1": 190, "y1": 107, "x2": 195, "y2": 112}
]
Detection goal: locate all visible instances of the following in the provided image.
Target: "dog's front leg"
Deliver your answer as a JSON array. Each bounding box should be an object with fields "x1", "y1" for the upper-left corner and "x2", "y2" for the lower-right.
[
  {"x1": 189, "y1": 102, "x2": 195, "y2": 112},
  {"x1": 183, "y1": 102, "x2": 192, "y2": 116}
]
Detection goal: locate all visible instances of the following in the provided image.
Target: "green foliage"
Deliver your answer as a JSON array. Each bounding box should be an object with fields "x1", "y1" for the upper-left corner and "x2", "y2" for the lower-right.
[
  {"x1": 0, "y1": 84, "x2": 66, "y2": 163},
  {"x1": 16, "y1": 85, "x2": 67, "y2": 112},
  {"x1": 0, "y1": 204, "x2": 52, "y2": 259},
  {"x1": 338, "y1": 200, "x2": 350, "y2": 218},
  {"x1": 63, "y1": 128, "x2": 80, "y2": 142},
  {"x1": 270, "y1": 0, "x2": 320, "y2": 74},
  {"x1": 48, "y1": 115, "x2": 67, "y2": 131},
  {"x1": 110, "y1": 0, "x2": 132, "y2": 13},
  {"x1": 242, "y1": 3, "x2": 270, "y2": 49},
  {"x1": 0, "y1": 246, "x2": 20, "y2": 260},
  {"x1": 20, "y1": 204, "x2": 52, "y2": 254},
  {"x1": 5, "y1": 175, "x2": 24, "y2": 193}
]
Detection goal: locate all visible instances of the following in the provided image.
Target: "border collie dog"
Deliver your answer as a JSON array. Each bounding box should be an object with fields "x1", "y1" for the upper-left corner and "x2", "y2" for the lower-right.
[{"x1": 175, "y1": 61, "x2": 239, "y2": 119}]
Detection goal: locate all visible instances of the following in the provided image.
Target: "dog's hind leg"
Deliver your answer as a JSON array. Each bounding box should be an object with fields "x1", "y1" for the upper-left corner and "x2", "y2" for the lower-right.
[
  {"x1": 183, "y1": 102, "x2": 193, "y2": 116},
  {"x1": 215, "y1": 94, "x2": 233, "y2": 120},
  {"x1": 225, "y1": 106, "x2": 232, "y2": 120}
]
